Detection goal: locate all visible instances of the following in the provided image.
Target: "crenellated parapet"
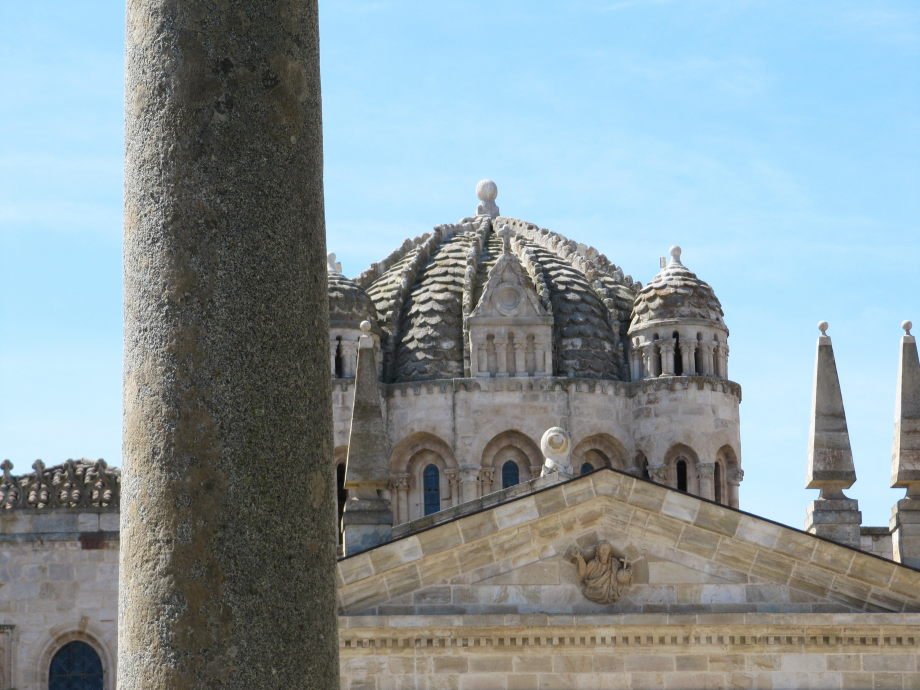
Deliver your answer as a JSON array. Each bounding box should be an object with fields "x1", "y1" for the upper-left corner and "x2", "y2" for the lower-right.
[{"x1": 0, "y1": 458, "x2": 119, "y2": 511}]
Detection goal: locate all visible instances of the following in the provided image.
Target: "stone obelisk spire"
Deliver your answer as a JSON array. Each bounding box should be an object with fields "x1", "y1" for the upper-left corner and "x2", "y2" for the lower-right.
[
  {"x1": 342, "y1": 321, "x2": 393, "y2": 555},
  {"x1": 890, "y1": 320, "x2": 920, "y2": 567},
  {"x1": 121, "y1": 2, "x2": 337, "y2": 688},
  {"x1": 804, "y1": 322, "x2": 861, "y2": 547}
]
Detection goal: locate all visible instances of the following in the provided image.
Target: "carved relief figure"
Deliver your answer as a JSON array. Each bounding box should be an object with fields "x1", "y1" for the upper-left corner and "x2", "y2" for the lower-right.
[{"x1": 565, "y1": 541, "x2": 633, "y2": 604}]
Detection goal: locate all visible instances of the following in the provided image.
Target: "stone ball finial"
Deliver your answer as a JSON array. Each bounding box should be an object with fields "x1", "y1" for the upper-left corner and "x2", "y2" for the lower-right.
[
  {"x1": 818, "y1": 321, "x2": 829, "y2": 336},
  {"x1": 903, "y1": 320, "x2": 913, "y2": 336},
  {"x1": 476, "y1": 179, "x2": 498, "y2": 202},
  {"x1": 541, "y1": 427, "x2": 571, "y2": 460},
  {"x1": 360, "y1": 320, "x2": 372, "y2": 334},
  {"x1": 669, "y1": 245, "x2": 682, "y2": 264},
  {"x1": 476, "y1": 180, "x2": 500, "y2": 218}
]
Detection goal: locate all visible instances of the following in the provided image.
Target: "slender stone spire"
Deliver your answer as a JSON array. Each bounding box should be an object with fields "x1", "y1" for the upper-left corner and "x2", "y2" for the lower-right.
[
  {"x1": 892, "y1": 320, "x2": 920, "y2": 493},
  {"x1": 342, "y1": 321, "x2": 393, "y2": 555},
  {"x1": 121, "y1": 1, "x2": 338, "y2": 688},
  {"x1": 804, "y1": 322, "x2": 861, "y2": 547},
  {"x1": 890, "y1": 320, "x2": 920, "y2": 567}
]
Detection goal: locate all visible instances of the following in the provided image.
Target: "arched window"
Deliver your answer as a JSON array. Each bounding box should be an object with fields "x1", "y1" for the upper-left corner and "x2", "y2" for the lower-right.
[
  {"x1": 580, "y1": 462, "x2": 594, "y2": 475},
  {"x1": 49, "y1": 641, "x2": 103, "y2": 690},
  {"x1": 673, "y1": 331, "x2": 683, "y2": 376},
  {"x1": 336, "y1": 463, "x2": 347, "y2": 544},
  {"x1": 334, "y1": 336, "x2": 344, "y2": 378},
  {"x1": 676, "y1": 459, "x2": 688, "y2": 492},
  {"x1": 501, "y1": 460, "x2": 520, "y2": 488},
  {"x1": 423, "y1": 464, "x2": 440, "y2": 516},
  {"x1": 714, "y1": 462, "x2": 723, "y2": 504}
]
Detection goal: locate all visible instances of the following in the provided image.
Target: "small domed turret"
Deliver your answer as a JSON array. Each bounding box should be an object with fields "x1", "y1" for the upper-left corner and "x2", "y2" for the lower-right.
[
  {"x1": 628, "y1": 246, "x2": 729, "y2": 380},
  {"x1": 328, "y1": 253, "x2": 379, "y2": 379}
]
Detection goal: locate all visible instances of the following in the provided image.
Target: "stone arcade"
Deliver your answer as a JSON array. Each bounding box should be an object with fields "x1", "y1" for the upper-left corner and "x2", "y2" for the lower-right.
[{"x1": 2, "y1": 183, "x2": 920, "y2": 689}]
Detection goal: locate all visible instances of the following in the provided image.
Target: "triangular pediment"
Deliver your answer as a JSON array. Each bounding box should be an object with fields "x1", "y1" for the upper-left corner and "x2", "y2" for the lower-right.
[
  {"x1": 337, "y1": 470, "x2": 920, "y2": 616},
  {"x1": 470, "y1": 251, "x2": 550, "y2": 324}
]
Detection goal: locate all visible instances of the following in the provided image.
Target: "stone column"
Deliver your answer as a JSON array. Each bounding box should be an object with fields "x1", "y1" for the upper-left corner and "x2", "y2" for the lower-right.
[
  {"x1": 648, "y1": 343, "x2": 661, "y2": 378},
  {"x1": 121, "y1": 1, "x2": 337, "y2": 687},
  {"x1": 445, "y1": 469, "x2": 460, "y2": 507},
  {"x1": 659, "y1": 340, "x2": 676, "y2": 376},
  {"x1": 341, "y1": 339, "x2": 359, "y2": 378},
  {"x1": 495, "y1": 337, "x2": 508, "y2": 376},
  {"x1": 699, "y1": 342, "x2": 714, "y2": 376},
  {"x1": 681, "y1": 343, "x2": 695, "y2": 376},
  {"x1": 479, "y1": 468, "x2": 495, "y2": 495},
  {"x1": 514, "y1": 342, "x2": 526, "y2": 377},
  {"x1": 697, "y1": 463, "x2": 715, "y2": 501},
  {"x1": 391, "y1": 474, "x2": 410, "y2": 524},
  {"x1": 630, "y1": 345, "x2": 643, "y2": 381},
  {"x1": 727, "y1": 467, "x2": 743, "y2": 508},
  {"x1": 460, "y1": 467, "x2": 480, "y2": 502},
  {"x1": 716, "y1": 344, "x2": 729, "y2": 379}
]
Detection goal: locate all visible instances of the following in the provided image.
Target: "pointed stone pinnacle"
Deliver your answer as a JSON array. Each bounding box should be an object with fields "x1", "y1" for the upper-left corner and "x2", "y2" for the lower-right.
[
  {"x1": 892, "y1": 322, "x2": 920, "y2": 491},
  {"x1": 806, "y1": 326, "x2": 856, "y2": 495}
]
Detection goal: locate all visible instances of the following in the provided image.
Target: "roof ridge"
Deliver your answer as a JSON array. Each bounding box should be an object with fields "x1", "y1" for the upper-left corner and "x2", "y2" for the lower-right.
[{"x1": 461, "y1": 218, "x2": 493, "y2": 377}]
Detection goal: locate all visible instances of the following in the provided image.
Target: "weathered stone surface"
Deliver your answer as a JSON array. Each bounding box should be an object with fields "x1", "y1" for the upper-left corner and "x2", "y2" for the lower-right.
[
  {"x1": 121, "y1": 1, "x2": 337, "y2": 687},
  {"x1": 892, "y1": 327, "x2": 920, "y2": 489},
  {"x1": 806, "y1": 326, "x2": 857, "y2": 492}
]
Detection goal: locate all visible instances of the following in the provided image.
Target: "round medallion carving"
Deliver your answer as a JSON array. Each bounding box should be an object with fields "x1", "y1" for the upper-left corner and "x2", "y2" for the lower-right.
[{"x1": 493, "y1": 283, "x2": 523, "y2": 316}]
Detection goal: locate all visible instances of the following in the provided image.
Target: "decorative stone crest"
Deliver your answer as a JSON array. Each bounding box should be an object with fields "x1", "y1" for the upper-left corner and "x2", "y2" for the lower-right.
[
  {"x1": 0, "y1": 459, "x2": 119, "y2": 510},
  {"x1": 565, "y1": 540, "x2": 633, "y2": 604}
]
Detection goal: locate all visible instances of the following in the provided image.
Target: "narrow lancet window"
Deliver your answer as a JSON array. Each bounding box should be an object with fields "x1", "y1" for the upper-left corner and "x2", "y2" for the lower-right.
[
  {"x1": 501, "y1": 460, "x2": 520, "y2": 488},
  {"x1": 676, "y1": 459, "x2": 688, "y2": 492},
  {"x1": 423, "y1": 464, "x2": 440, "y2": 515},
  {"x1": 334, "y1": 336, "x2": 344, "y2": 378}
]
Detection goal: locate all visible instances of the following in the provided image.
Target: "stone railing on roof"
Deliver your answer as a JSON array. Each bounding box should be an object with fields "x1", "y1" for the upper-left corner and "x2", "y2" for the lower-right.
[
  {"x1": 502, "y1": 217, "x2": 640, "y2": 292},
  {"x1": 461, "y1": 219, "x2": 492, "y2": 376},
  {"x1": 355, "y1": 233, "x2": 431, "y2": 290},
  {"x1": 0, "y1": 458, "x2": 120, "y2": 510}
]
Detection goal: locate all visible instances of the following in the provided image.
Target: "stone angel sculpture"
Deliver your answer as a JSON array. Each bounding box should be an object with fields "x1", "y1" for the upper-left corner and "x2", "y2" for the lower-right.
[{"x1": 565, "y1": 540, "x2": 633, "y2": 604}]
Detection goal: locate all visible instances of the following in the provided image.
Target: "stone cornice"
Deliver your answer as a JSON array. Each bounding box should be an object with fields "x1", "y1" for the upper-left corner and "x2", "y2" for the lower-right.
[
  {"x1": 375, "y1": 375, "x2": 741, "y2": 401},
  {"x1": 339, "y1": 612, "x2": 920, "y2": 652}
]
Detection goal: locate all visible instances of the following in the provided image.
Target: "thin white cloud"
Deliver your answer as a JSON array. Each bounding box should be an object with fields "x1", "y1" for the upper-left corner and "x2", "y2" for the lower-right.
[{"x1": 834, "y1": 5, "x2": 920, "y2": 50}]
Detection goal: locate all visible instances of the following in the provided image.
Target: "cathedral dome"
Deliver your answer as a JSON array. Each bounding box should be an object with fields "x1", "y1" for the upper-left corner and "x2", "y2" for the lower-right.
[
  {"x1": 327, "y1": 254, "x2": 378, "y2": 329},
  {"x1": 353, "y1": 209, "x2": 641, "y2": 383},
  {"x1": 629, "y1": 246, "x2": 725, "y2": 332}
]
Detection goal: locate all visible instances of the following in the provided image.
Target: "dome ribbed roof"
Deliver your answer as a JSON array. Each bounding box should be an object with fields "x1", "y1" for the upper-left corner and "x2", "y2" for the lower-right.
[
  {"x1": 629, "y1": 247, "x2": 725, "y2": 331},
  {"x1": 328, "y1": 268, "x2": 378, "y2": 329},
  {"x1": 356, "y1": 216, "x2": 640, "y2": 383}
]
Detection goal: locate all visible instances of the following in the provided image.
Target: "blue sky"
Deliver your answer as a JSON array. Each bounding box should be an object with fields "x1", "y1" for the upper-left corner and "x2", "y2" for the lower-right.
[{"x1": 0, "y1": 1, "x2": 917, "y2": 530}]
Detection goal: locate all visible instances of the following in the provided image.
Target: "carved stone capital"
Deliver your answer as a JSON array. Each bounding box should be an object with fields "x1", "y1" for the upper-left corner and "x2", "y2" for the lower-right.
[
  {"x1": 389, "y1": 473, "x2": 410, "y2": 490},
  {"x1": 648, "y1": 465, "x2": 669, "y2": 484},
  {"x1": 727, "y1": 467, "x2": 744, "y2": 485},
  {"x1": 697, "y1": 464, "x2": 716, "y2": 480}
]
